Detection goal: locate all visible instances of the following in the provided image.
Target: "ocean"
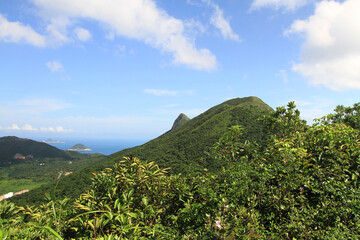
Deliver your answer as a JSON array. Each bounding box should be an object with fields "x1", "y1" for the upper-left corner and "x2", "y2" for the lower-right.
[{"x1": 45, "y1": 139, "x2": 146, "y2": 155}]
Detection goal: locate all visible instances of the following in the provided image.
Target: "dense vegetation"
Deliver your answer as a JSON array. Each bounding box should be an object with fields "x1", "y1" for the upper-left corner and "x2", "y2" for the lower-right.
[
  {"x1": 1, "y1": 100, "x2": 360, "y2": 239},
  {"x1": 12, "y1": 96, "x2": 273, "y2": 205}
]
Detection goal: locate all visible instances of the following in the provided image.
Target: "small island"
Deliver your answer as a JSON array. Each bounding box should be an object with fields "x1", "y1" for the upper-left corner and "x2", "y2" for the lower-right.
[{"x1": 67, "y1": 144, "x2": 91, "y2": 152}]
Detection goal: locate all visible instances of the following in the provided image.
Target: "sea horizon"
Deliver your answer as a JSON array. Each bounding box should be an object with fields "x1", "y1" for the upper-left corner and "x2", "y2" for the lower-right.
[{"x1": 36, "y1": 138, "x2": 147, "y2": 155}]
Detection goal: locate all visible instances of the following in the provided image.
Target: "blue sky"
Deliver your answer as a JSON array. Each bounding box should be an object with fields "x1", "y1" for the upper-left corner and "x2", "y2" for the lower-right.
[{"x1": 1, "y1": 0, "x2": 359, "y2": 140}]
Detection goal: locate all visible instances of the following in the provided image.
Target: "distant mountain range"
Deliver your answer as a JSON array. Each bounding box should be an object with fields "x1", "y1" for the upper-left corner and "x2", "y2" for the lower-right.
[{"x1": 11, "y1": 96, "x2": 274, "y2": 205}]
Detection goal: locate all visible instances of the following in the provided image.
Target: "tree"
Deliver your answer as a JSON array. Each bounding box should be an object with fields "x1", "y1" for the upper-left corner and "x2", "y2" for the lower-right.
[
  {"x1": 263, "y1": 101, "x2": 307, "y2": 138},
  {"x1": 316, "y1": 102, "x2": 360, "y2": 129}
]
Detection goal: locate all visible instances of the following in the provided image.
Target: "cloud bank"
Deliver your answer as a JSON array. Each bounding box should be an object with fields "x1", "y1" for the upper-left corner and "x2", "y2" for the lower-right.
[
  {"x1": 25, "y1": 0, "x2": 216, "y2": 70},
  {"x1": 287, "y1": 0, "x2": 360, "y2": 91},
  {"x1": 1, "y1": 0, "x2": 217, "y2": 70}
]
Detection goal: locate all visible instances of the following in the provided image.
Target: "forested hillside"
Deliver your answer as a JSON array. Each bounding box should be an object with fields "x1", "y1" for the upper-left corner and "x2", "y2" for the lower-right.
[
  {"x1": 2, "y1": 101, "x2": 360, "y2": 239},
  {"x1": 109, "y1": 96, "x2": 273, "y2": 173},
  {"x1": 0, "y1": 136, "x2": 72, "y2": 167},
  {"x1": 11, "y1": 96, "x2": 273, "y2": 206}
]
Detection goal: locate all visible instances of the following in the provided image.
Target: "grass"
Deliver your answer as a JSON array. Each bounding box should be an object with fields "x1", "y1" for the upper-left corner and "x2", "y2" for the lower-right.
[{"x1": 0, "y1": 179, "x2": 47, "y2": 195}]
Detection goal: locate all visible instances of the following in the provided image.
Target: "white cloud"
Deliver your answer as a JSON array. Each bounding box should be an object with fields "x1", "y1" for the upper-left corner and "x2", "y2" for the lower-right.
[
  {"x1": 74, "y1": 27, "x2": 91, "y2": 42},
  {"x1": 22, "y1": 124, "x2": 39, "y2": 131},
  {"x1": 250, "y1": 0, "x2": 310, "y2": 11},
  {"x1": 2, "y1": 124, "x2": 21, "y2": 131},
  {"x1": 45, "y1": 17, "x2": 71, "y2": 46},
  {"x1": 208, "y1": 3, "x2": 240, "y2": 41},
  {"x1": 0, "y1": 123, "x2": 71, "y2": 132},
  {"x1": 40, "y1": 126, "x2": 73, "y2": 132},
  {"x1": 0, "y1": 13, "x2": 46, "y2": 47},
  {"x1": 199, "y1": 0, "x2": 240, "y2": 41},
  {"x1": 46, "y1": 60, "x2": 71, "y2": 80},
  {"x1": 184, "y1": 19, "x2": 206, "y2": 36},
  {"x1": 31, "y1": 0, "x2": 217, "y2": 70},
  {"x1": 287, "y1": 0, "x2": 360, "y2": 91},
  {"x1": 143, "y1": 89, "x2": 178, "y2": 96},
  {"x1": 46, "y1": 61, "x2": 64, "y2": 72}
]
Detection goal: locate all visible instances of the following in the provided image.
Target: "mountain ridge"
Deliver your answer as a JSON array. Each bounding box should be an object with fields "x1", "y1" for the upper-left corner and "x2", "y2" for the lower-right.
[{"x1": 11, "y1": 96, "x2": 274, "y2": 205}]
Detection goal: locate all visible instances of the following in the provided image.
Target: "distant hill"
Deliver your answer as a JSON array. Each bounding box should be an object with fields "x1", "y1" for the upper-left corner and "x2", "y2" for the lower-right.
[
  {"x1": 0, "y1": 136, "x2": 72, "y2": 166},
  {"x1": 11, "y1": 96, "x2": 274, "y2": 205}
]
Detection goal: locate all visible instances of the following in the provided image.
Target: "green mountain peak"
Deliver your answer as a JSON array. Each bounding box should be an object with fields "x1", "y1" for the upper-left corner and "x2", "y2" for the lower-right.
[{"x1": 170, "y1": 113, "x2": 190, "y2": 131}]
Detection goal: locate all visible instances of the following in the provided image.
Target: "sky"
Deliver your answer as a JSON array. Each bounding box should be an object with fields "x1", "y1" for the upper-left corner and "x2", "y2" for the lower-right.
[{"x1": 0, "y1": 0, "x2": 359, "y2": 140}]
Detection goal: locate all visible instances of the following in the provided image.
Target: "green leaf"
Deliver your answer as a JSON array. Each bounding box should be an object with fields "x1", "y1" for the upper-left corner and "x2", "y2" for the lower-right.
[
  {"x1": 43, "y1": 226, "x2": 63, "y2": 240},
  {"x1": 142, "y1": 197, "x2": 148, "y2": 206}
]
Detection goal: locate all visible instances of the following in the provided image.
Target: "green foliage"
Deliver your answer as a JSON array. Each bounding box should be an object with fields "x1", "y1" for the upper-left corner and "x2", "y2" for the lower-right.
[
  {"x1": 263, "y1": 101, "x2": 307, "y2": 138},
  {"x1": 210, "y1": 125, "x2": 259, "y2": 164},
  {"x1": 0, "y1": 196, "x2": 73, "y2": 239},
  {"x1": 315, "y1": 102, "x2": 360, "y2": 129}
]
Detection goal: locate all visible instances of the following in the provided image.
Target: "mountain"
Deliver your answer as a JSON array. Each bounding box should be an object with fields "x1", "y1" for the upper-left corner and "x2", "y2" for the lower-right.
[
  {"x1": 170, "y1": 113, "x2": 190, "y2": 131},
  {"x1": 107, "y1": 96, "x2": 273, "y2": 173},
  {"x1": 0, "y1": 136, "x2": 72, "y2": 166},
  {"x1": 11, "y1": 96, "x2": 273, "y2": 206}
]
